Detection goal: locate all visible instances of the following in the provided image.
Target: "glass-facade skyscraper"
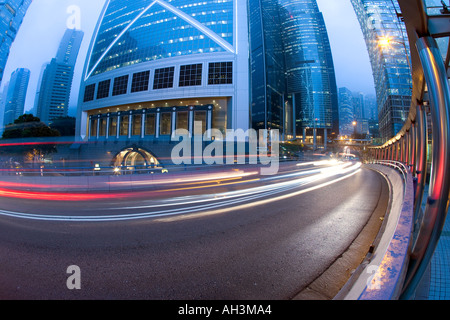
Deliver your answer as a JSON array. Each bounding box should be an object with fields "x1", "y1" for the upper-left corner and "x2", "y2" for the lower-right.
[
  {"x1": 248, "y1": 0, "x2": 339, "y2": 138},
  {"x1": 77, "y1": 0, "x2": 338, "y2": 152},
  {"x1": 351, "y1": 0, "x2": 412, "y2": 141},
  {"x1": 0, "y1": 0, "x2": 32, "y2": 86},
  {"x1": 35, "y1": 28, "x2": 84, "y2": 124},
  {"x1": 338, "y1": 87, "x2": 355, "y2": 136},
  {"x1": 280, "y1": 0, "x2": 339, "y2": 138},
  {"x1": 77, "y1": 0, "x2": 247, "y2": 141},
  {"x1": 2, "y1": 67, "x2": 30, "y2": 127}
]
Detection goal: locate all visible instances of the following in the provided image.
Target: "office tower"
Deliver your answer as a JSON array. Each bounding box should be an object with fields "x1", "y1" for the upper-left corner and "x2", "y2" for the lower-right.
[
  {"x1": 35, "y1": 28, "x2": 84, "y2": 124},
  {"x1": 364, "y1": 94, "x2": 377, "y2": 121},
  {"x1": 77, "y1": 0, "x2": 338, "y2": 148},
  {"x1": 338, "y1": 87, "x2": 355, "y2": 136},
  {"x1": 0, "y1": 0, "x2": 32, "y2": 86},
  {"x1": 352, "y1": 92, "x2": 365, "y2": 119},
  {"x1": 351, "y1": 0, "x2": 412, "y2": 140},
  {"x1": 2, "y1": 68, "x2": 30, "y2": 126},
  {"x1": 77, "y1": 0, "x2": 247, "y2": 141},
  {"x1": 0, "y1": 81, "x2": 9, "y2": 133},
  {"x1": 248, "y1": 0, "x2": 339, "y2": 141},
  {"x1": 279, "y1": 0, "x2": 339, "y2": 139}
]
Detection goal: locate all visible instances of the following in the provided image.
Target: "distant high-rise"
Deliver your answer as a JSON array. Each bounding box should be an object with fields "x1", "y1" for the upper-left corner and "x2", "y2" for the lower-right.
[
  {"x1": 351, "y1": 0, "x2": 412, "y2": 140},
  {"x1": 0, "y1": 0, "x2": 32, "y2": 86},
  {"x1": 338, "y1": 87, "x2": 354, "y2": 136},
  {"x1": 364, "y1": 94, "x2": 377, "y2": 121},
  {"x1": 0, "y1": 81, "x2": 9, "y2": 133},
  {"x1": 35, "y1": 28, "x2": 84, "y2": 124},
  {"x1": 2, "y1": 68, "x2": 30, "y2": 126}
]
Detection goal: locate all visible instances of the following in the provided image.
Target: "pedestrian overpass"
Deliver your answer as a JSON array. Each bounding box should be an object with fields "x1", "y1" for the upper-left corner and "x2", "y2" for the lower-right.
[{"x1": 338, "y1": 0, "x2": 450, "y2": 300}]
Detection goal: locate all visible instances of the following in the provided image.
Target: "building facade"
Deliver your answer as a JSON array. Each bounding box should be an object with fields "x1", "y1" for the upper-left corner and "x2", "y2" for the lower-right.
[
  {"x1": 351, "y1": 0, "x2": 412, "y2": 141},
  {"x1": 0, "y1": 0, "x2": 32, "y2": 86},
  {"x1": 2, "y1": 67, "x2": 29, "y2": 127},
  {"x1": 338, "y1": 87, "x2": 354, "y2": 136},
  {"x1": 76, "y1": 0, "x2": 338, "y2": 166},
  {"x1": 35, "y1": 28, "x2": 84, "y2": 124},
  {"x1": 279, "y1": 0, "x2": 339, "y2": 139}
]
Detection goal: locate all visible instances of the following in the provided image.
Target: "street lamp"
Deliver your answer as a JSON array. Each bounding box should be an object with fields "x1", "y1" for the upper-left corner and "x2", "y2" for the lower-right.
[
  {"x1": 377, "y1": 36, "x2": 412, "y2": 72},
  {"x1": 378, "y1": 36, "x2": 392, "y2": 47}
]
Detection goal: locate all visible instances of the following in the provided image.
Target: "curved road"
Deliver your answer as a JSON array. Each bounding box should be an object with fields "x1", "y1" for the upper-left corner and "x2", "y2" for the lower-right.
[{"x1": 0, "y1": 161, "x2": 388, "y2": 299}]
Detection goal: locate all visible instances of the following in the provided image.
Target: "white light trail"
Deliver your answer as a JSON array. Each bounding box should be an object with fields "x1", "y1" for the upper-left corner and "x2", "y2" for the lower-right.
[{"x1": 0, "y1": 162, "x2": 362, "y2": 222}]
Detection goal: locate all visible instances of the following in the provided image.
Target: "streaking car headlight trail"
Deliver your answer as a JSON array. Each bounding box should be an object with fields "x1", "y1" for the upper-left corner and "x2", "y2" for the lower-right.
[{"x1": 0, "y1": 161, "x2": 362, "y2": 222}]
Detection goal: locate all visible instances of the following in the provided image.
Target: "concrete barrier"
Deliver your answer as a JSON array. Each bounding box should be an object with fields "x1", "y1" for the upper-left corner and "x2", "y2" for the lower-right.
[{"x1": 335, "y1": 163, "x2": 414, "y2": 300}]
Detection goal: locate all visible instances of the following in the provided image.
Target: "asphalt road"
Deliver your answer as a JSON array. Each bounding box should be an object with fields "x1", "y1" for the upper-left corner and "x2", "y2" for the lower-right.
[{"x1": 0, "y1": 163, "x2": 388, "y2": 300}]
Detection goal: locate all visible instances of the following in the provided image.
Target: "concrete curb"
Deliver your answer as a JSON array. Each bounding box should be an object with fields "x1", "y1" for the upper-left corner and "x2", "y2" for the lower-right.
[{"x1": 336, "y1": 164, "x2": 414, "y2": 300}]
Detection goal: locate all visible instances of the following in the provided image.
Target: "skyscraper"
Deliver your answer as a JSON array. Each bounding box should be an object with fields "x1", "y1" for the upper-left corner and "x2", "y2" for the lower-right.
[
  {"x1": 35, "y1": 28, "x2": 84, "y2": 124},
  {"x1": 351, "y1": 0, "x2": 412, "y2": 140},
  {"x1": 248, "y1": 0, "x2": 339, "y2": 140},
  {"x1": 280, "y1": 0, "x2": 339, "y2": 139},
  {"x1": 77, "y1": 0, "x2": 248, "y2": 141},
  {"x1": 0, "y1": 0, "x2": 32, "y2": 86},
  {"x1": 338, "y1": 87, "x2": 354, "y2": 136},
  {"x1": 2, "y1": 68, "x2": 30, "y2": 127},
  {"x1": 0, "y1": 81, "x2": 9, "y2": 133},
  {"x1": 75, "y1": 0, "x2": 338, "y2": 165}
]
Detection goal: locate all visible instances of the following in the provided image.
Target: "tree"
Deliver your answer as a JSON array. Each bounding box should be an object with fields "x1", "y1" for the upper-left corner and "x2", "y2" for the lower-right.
[{"x1": 0, "y1": 114, "x2": 61, "y2": 165}]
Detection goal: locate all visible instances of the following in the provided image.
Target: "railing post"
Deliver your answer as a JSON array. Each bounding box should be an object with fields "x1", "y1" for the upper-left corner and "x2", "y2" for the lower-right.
[
  {"x1": 405, "y1": 131, "x2": 410, "y2": 167},
  {"x1": 401, "y1": 36, "x2": 450, "y2": 300},
  {"x1": 400, "y1": 136, "x2": 404, "y2": 163},
  {"x1": 410, "y1": 123, "x2": 416, "y2": 173},
  {"x1": 413, "y1": 104, "x2": 428, "y2": 226}
]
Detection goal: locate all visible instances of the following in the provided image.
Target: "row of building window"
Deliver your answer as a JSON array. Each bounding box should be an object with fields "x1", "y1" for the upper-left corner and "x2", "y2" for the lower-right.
[
  {"x1": 83, "y1": 62, "x2": 233, "y2": 103},
  {"x1": 89, "y1": 106, "x2": 213, "y2": 140}
]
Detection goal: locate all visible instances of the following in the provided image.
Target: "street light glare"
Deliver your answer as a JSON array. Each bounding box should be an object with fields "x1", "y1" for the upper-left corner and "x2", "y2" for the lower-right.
[{"x1": 378, "y1": 37, "x2": 391, "y2": 47}]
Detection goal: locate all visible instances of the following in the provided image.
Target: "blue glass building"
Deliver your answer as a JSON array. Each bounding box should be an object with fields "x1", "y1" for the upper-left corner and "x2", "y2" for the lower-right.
[
  {"x1": 77, "y1": 0, "x2": 338, "y2": 152},
  {"x1": 35, "y1": 28, "x2": 84, "y2": 124},
  {"x1": 0, "y1": 0, "x2": 32, "y2": 86},
  {"x1": 2, "y1": 67, "x2": 30, "y2": 127},
  {"x1": 77, "y1": 0, "x2": 248, "y2": 142},
  {"x1": 279, "y1": 0, "x2": 339, "y2": 140},
  {"x1": 351, "y1": 0, "x2": 412, "y2": 140}
]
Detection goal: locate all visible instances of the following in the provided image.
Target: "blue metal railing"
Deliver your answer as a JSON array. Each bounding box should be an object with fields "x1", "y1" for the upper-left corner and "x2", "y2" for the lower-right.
[{"x1": 368, "y1": 0, "x2": 450, "y2": 300}]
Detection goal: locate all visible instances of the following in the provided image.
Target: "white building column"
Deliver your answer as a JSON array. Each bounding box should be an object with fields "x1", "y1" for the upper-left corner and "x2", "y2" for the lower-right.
[
  {"x1": 155, "y1": 110, "x2": 160, "y2": 139},
  {"x1": 141, "y1": 111, "x2": 146, "y2": 139}
]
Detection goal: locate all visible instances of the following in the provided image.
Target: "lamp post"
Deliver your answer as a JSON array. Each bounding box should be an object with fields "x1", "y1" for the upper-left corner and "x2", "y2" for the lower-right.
[{"x1": 377, "y1": 36, "x2": 412, "y2": 76}]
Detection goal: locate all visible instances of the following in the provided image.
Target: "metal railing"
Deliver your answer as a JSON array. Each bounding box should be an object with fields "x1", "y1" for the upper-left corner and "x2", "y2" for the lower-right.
[{"x1": 368, "y1": 0, "x2": 450, "y2": 300}]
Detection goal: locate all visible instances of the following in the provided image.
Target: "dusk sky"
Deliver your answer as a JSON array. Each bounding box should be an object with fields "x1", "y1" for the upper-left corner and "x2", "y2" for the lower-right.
[{"x1": 2, "y1": 0, "x2": 375, "y2": 117}]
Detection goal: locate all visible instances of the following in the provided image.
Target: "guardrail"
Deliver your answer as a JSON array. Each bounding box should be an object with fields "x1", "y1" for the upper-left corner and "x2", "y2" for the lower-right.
[
  {"x1": 366, "y1": 0, "x2": 450, "y2": 300},
  {"x1": 337, "y1": 160, "x2": 414, "y2": 300}
]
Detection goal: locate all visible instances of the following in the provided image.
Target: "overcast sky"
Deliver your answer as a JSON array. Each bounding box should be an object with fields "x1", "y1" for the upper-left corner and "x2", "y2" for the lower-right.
[{"x1": 2, "y1": 0, "x2": 375, "y2": 117}]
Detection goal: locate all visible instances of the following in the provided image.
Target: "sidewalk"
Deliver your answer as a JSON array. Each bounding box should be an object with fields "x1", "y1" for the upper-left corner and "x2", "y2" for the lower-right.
[{"x1": 427, "y1": 211, "x2": 450, "y2": 299}]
